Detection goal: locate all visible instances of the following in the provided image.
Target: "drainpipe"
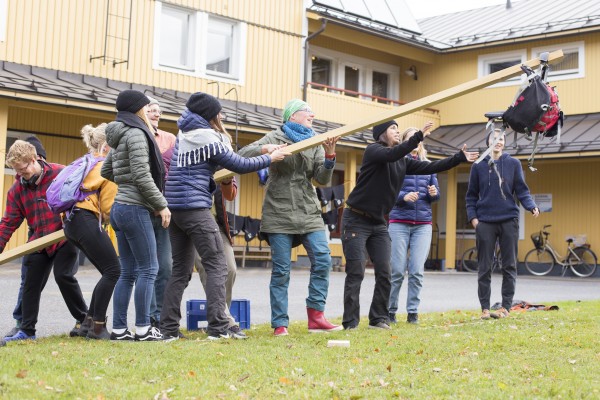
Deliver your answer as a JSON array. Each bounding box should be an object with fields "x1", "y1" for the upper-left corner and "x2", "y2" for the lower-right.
[{"x1": 303, "y1": 19, "x2": 327, "y2": 101}]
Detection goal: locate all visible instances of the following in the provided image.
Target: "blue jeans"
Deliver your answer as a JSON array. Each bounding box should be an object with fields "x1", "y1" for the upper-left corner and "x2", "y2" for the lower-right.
[
  {"x1": 388, "y1": 223, "x2": 432, "y2": 314},
  {"x1": 269, "y1": 230, "x2": 331, "y2": 328},
  {"x1": 110, "y1": 203, "x2": 159, "y2": 329},
  {"x1": 150, "y1": 215, "x2": 173, "y2": 321}
]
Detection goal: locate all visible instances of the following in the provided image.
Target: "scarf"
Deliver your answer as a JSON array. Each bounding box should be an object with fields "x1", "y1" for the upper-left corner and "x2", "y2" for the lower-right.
[
  {"x1": 282, "y1": 121, "x2": 315, "y2": 143},
  {"x1": 116, "y1": 111, "x2": 165, "y2": 193},
  {"x1": 176, "y1": 110, "x2": 233, "y2": 167}
]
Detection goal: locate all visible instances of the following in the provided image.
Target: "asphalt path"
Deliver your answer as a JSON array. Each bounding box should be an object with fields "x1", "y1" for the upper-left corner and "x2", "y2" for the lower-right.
[{"x1": 1, "y1": 261, "x2": 599, "y2": 338}]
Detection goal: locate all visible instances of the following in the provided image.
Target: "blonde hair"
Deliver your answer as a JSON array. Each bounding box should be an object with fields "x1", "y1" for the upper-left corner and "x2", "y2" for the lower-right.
[
  {"x1": 135, "y1": 108, "x2": 155, "y2": 134},
  {"x1": 81, "y1": 123, "x2": 108, "y2": 153},
  {"x1": 401, "y1": 127, "x2": 429, "y2": 161},
  {"x1": 210, "y1": 114, "x2": 233, "y2": 142},
  {"x1": 6, "y1": 140, "x2": 37, "y2": 168}
]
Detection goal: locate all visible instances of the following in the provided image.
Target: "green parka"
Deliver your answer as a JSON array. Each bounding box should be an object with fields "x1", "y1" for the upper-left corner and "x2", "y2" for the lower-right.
[
  {"x1": 238, "y1": 127, "x2": 334, "y2": 234},
  {"x1": 101, "y1": 121, "x2": 168, "y2": 211}
]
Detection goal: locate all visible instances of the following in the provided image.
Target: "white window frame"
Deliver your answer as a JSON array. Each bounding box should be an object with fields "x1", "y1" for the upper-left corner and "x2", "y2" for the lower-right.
[
  {"x1": 0, "y1": 0, "x2": 6, "y2": 42},
  {"x1": 478, "y1": 49, "x2": 527, "y2": 88},
  {"x1": 531, "y1": 41, "x2": 585, "y2": 81},
  {"x1": 309, "y1": 46, "x2": 400, "y2": 100},
  {"x1": 153, "y1": 2, "x2": 247, "y2": 84}
]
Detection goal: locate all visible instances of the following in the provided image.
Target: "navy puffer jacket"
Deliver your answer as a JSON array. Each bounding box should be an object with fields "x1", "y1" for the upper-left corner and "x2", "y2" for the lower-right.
[
  {"x1": 166, "y1": 112, "x2": 271, "y2": 210},
  {"x1": 388, "y1": 166, "x2": 440, "y2": 223}
]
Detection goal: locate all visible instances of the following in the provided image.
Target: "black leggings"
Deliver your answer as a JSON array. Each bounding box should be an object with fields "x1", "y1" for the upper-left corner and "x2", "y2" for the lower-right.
[{"x1": 64, "y1": 209, "x2": 120, "y2": 322}]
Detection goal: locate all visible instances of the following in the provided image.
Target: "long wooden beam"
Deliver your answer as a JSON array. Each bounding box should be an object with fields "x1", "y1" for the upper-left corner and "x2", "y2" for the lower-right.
[
  {"x1": 0, "y1": 230, "x2": 66, "y2": 265},
  {"x1": 214, "y1": 50, "x2": 563, "y2": 182},
  {"x1": 0, "y1": 50, "x2": 563, "y2": 265}
]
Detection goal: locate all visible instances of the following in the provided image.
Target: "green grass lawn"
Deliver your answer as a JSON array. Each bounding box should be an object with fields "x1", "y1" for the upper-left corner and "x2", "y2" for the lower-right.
[{"x1": 1, "y1": 300, "x2": 599, "y2": 399}]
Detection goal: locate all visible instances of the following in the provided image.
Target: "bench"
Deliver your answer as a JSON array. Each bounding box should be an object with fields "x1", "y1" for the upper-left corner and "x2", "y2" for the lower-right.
[{"x1": 233, "y1": 245, "x2": 271, "y2": 268}]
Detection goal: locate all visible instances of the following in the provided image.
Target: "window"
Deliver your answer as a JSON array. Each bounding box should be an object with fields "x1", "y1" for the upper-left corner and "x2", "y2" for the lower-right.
[
  {"x1": 153, "y1": 2, "x2": 246, "y2": 83},
  {"x1": 0, "y1": 0, "x2": 6, "y2": 42},
  {"x1": 309, "y1": 46, "x2": 399, "y2": 101},
  {"x1": 157, "y1": 6, "x2": 195, "y2": 70},
  {"x1": 344, "y1": 66, "x2": 360, "y2": 97},
  {"x1": 372, "y1": 71, "x2": 389, "y2": 99},
  {"x1": 478, "y1": 50, "x2": 527, "y2": 87},
  {"x1": 532, "y1": 42, "x2": 585, "y2": 81},
  {"x1": 311, "y1": 57, "x2": 331, "y2": 88}
]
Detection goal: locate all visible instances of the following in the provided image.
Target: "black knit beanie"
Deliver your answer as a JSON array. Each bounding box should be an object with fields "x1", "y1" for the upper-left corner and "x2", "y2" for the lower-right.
[
  {"x1": 372, "y1": 120, "x2": 398, "y2": 141},
  {"x1": 186, "y1": 92, "x2": 222, "y2": 121},
  {"x1": 116, "y1": 90, "x2": 150, "y2": 113},
  {"x1": 25, "y1": 136, "x2": 47, "y2": 160}
]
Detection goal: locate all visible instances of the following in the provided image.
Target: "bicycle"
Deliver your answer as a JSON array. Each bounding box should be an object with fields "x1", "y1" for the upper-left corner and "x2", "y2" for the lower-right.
[
  {"x1": 524, "y1": 225, "x2": 598, "y2": 277},
  {"x1": 461, "y1": 241, "x2": 501, "y2": 273}
]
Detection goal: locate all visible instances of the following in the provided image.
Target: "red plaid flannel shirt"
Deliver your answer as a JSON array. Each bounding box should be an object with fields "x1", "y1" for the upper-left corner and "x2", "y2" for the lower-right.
[{"x1": 0, "y1": 161, "x2": 66, "y2": 256}]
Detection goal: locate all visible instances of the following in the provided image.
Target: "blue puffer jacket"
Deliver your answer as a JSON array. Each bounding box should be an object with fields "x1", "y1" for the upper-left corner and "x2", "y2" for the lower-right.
[
  {"x1": 166, "y1": 111, "x2": 271, "y2": 210},
  {"x1": 388, "y1": 168, "x2": 440, "y2": 223}
]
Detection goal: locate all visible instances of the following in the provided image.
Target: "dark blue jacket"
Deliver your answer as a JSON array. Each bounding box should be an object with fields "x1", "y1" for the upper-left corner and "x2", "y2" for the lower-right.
[
  {"x1": 466, "y1": 153, "x2": 537, "y2": 223},
  {"x1": 166, "y1": 132, "x2": 271, "y2": 210},
  {"x1": 389, "y1": 165, "x2": 439, "y2": 223}
]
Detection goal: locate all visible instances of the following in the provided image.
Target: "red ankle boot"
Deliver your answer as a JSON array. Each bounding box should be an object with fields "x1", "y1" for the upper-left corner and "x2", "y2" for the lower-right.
[{"x1": 307, "y1": 307, "x2": 342, "y2": 333}]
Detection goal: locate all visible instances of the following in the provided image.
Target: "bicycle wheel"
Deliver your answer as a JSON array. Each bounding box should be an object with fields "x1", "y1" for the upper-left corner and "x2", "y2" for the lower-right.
[
  {"x1": 461, "y1": 247, "x2": 478, "y2": 272},
  {"x1": 524, "y1": 248, "x2": 555, "y2": 276},
  {"x1": 568, "y1": 247, "x2": 598, "y2": 278}
]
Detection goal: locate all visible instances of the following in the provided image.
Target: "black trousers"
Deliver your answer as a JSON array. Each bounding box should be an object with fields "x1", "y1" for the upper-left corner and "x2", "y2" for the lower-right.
[
  {"x1": 476, "y1": 219, "x2": 519, "y2": 310},
  {"x1": 21, "y1": 240, "x2": 87, "y2": 336},
  {"x1": 64, "y1": 209, "x2": 120, "y2": 322},
  {"x1": 161, "y1": 209, "x2": 229, "y2": 337},
  {"x1": 341, "y1": 209, "x2": 392, "y2": 328}
]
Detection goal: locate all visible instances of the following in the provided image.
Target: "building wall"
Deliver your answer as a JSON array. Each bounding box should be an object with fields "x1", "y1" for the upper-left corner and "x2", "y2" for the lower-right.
[
  {"x1": 401, "y1": 32, "x2": 600, "y2": 125},
  {"x1": 0, "y1": 0, "x2": 305, "y2": 110}
]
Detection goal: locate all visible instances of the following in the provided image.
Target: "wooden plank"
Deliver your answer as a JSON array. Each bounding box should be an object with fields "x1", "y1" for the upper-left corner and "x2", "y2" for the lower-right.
[
  {"x1": 0, "y1": 229, "x2": 66, "y2": 265},
  {"x1": 0, "y1": 51, "x2": 563, "y2": 263},
  {"x1": 214, "y1": 50, "x2": 563, "y2": 182}
]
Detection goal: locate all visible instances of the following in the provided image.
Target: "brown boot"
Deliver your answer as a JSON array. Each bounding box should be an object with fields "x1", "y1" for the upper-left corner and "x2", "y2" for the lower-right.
[
  {"x1": 76, "y1": 315, "x2": 93, "y2": 337},
  {"x1": 87, "y1": 319, "x2": 110, "y2": 340},
  {"x1": 307, "y1": 307, "x2": 342, "y2": 333}
]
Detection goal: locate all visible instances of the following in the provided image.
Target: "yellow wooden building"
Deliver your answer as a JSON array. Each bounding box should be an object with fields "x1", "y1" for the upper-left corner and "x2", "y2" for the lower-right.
[{"x1": 1, "y1": 0, "x2": 599, "y2": 274}]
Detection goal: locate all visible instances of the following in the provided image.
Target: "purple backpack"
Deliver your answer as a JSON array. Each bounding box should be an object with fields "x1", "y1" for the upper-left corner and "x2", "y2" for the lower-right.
[{"x1": 47, "y1": 153, "x2": 105, "y2": 214}]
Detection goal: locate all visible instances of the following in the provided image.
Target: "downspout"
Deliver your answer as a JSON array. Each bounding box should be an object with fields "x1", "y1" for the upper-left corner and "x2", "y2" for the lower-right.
[{"x1": 303, "y1": 18, "x2": 327, "y2": 101}]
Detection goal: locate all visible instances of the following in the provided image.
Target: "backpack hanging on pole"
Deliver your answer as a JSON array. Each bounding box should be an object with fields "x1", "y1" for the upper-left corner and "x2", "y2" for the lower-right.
[{"x1": 502, "y1": 52, "x2": 564, "y2": 171}]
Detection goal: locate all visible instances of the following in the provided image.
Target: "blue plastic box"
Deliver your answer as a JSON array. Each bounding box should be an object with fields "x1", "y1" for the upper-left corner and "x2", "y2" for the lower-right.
[{"x1": 186, "y1": 299, "x2": 250, "y2": 330}]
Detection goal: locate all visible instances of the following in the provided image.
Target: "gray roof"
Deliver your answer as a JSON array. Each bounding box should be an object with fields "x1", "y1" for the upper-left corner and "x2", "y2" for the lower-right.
[
  {"x1": 0, "y1": 61, "x2": 372, "y2": 145},
  {"x1": 417, "y1": 0, "x2": 600, "y2": 49},
  {"x1": 310, "y1": 0, "x2": 600, "y2": 50},
  {"x1": 426, "y1": 113, "x2": 600, "y2": 158}
]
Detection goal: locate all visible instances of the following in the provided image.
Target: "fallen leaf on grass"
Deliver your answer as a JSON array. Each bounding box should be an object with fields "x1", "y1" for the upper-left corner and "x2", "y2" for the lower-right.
[
  {"x1": 498, "y1": 382, "x2": 507, "y2": 389},
  {"x1": 216, "y1": 352, "x2": 224, "y2": 357},
  {"x1": 509, "y1": 325, "x2": 518, "y2": 330},
  {"x1": 45, "y1": 386, "x2": 54, "y2": 391},
  {"x1": 229, "y1": 385, "x2": 237, "y2": 391},
  {"x1": 386, "y1": 364, "x2": 392, "y2": 372},
  {"x1": 51, "y1": 351, "x2": 59, "y2": 357},
  {"x1": 16, "y1": 370, "x2": 28, "y2": 379},
  {"x1": 352, "y1": 358, "x2": 363, "y2": 364},
  {"x1": 238, "y1": 374, "x2": 250, "y2": 382},
  {"x1": 279, "y1": 377, "x2": 292, "y2": 385},
  {"x1": 188, "y1": 371, "x2": 196, "y2": 377},
  {"x1": 433, "y1": 368, "x2": 442, "y2": 373},
  {"x1": 374, "y1": 348, "x2": 380, "y2": 353},
  {"x1": 360, "y1": 379, "x2": 371, "y2": 387},
  {"x1": 327, "y1": 381, "x2": 336, "y2": 388},
  {"x1": 568, "y1": 359, "x2": 577, "y2": 364},
  {"x1": 379, "y1": 379, "x2": 388, "y2": 387}
]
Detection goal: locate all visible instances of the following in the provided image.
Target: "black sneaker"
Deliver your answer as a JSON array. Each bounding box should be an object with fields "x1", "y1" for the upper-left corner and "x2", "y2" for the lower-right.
[
  {"x1": 344, "y1": 325, "x2": 358, "y2": 331},
  {"x1": 368, "y1": 322, "x2": 391, "y2": 330},
  {"x1": 162, "y1": 330, "x2": 180, "y2": 343},
  {"x1": 135, "y1": 327, "x2": 163, "y2": 342},
  {"x1": 69, "y1": 321, "x2": 82, "y2": 337},
  {"x1": 228, "y1": 325, "x2": 248, "y2": 340},
  {"x1": 388, "y1": 313, "x2": 397, "y2": 324},
  {"x1": 110, "y1": 329, "x2": 135, "y2": 341},
  {"x1": 178, "y1": 331, "x2": 186, "y2": 339},
  {"x1": 407, "y1": 313, "x2": 419, "y2": 324}
]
